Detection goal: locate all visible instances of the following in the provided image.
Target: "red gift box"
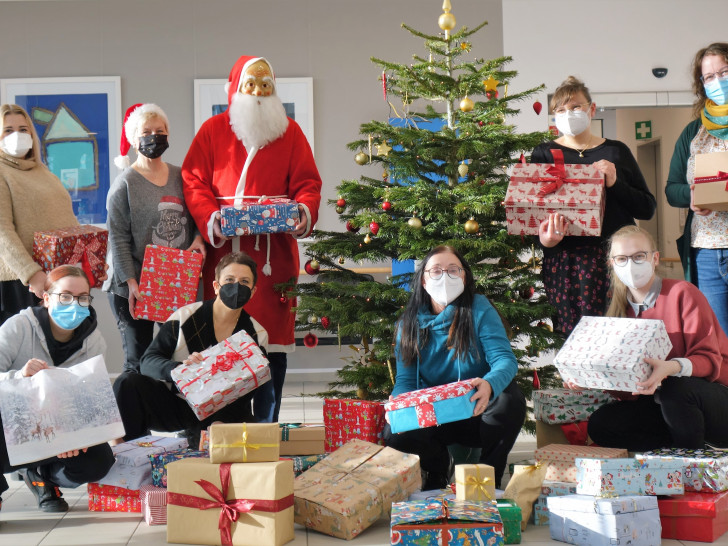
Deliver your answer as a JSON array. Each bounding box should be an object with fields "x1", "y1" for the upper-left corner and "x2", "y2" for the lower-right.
[
  {"x1": 323, "y1": 399, "x2": 385, "y2": 452},
  {"x1": 658, "y1": 490, "x2": 728, "y2": 542},
  {"x1": 33, "y1": 225, "x2": 108, "y2": 288},
  {"x1": 504, "y1": 149, "x2": 605, "y2": 236},
  {"x1": 134, "y1": 245, "x2": 203, "y2": 322},
  {"x1": 87, "y1": 482, "x2": 141, "y2": 512}
]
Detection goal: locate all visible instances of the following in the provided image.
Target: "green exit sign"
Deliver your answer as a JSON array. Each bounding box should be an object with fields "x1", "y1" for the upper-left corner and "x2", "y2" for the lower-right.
[{"x1": 636, "y1": 120, "x2": 652, "y2": 140}]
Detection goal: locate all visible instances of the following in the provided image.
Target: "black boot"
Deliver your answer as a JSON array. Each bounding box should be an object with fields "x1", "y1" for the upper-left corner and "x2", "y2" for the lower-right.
[
  {"x1": 20, "y1": 468, "x2": 69, "y2": 513},
  {"x1": 421, "y1": 452, "x2": 455, "y2": 490}
]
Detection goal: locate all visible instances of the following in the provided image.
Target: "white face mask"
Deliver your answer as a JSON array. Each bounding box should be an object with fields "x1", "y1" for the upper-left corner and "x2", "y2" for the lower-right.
[
  {"x1": 424, "y1": 274, "x2": 465, "y2": 308},
  {"x1": 1, "y1": 131, "x2": 33, "y2": 158},
  {"x1": 613, "y1": 260, "x2": 654, "y2": 290},
  {"x1": 554, "y1": 110, "x2": 590, "y2": 137}
]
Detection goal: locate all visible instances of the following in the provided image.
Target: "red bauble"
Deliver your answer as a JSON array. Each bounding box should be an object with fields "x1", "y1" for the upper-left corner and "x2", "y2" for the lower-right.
[
  {"x1": 486, "y1": 91, "x2": 492, "y2": 100},
  {"x1": 336, "y1": 198, "x2": 347, "y2": 207},
  {"x1": 280, "y1": 293, "x2": 288, "y2": 304},
  {"x1": 303, "y1": 332, "x2": 318, "y2": 348},
  {"x1": 321, "y1": 316, "x2": 330, "y2": 329},
  {"x1": 346, "y1": 220, "x2": 360, "y2": 233},
  {"x1": 304, "y1": 259, "x2": 320, "y2": 275},
  {"x1": 533, "y1": 101, "x2": 543, "y2": 115},
  {"x1": 381, "y1": 201, "x2": 392, "y2": 211},
  {"x1": 519, "y1": 286, "x2": 535, "y2": 300},
  {"x1": 533, "y1": 368, "x2": 541, "y2": 390},
  {"x1": 369, "y1": 221, "x2": 380, "y2": 235},
  {"x1": 478, "y1": 121, "x2": 484, "y2": 127}
]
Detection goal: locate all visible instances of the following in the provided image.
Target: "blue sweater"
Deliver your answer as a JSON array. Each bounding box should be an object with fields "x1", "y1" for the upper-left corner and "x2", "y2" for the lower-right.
[{"x1": 392, "y1": 294, "x2": 518, "y2": 399}]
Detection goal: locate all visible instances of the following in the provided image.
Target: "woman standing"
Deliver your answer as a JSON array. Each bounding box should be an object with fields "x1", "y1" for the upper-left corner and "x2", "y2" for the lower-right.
[
  {"x1": 533, "y1": 77, "x2": 656, "y2": 335},
  {"x1": 666, "y1": 43, "x2": 728, "y2": 336},
  {"x1": 106, "y1": 104, "x2": 205, "y2": 373}
]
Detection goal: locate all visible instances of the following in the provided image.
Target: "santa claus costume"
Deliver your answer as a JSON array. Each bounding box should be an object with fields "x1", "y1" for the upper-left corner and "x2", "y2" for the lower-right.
[{"x1": 182, "y1": 55, "x2": 322, "y2": 421}]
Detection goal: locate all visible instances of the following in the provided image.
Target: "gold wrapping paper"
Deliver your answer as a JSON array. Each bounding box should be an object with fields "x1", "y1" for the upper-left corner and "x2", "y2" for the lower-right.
[
  {"x1": 166, "y1": 458, "x2": 294, "y2": 546},
  {"x1": 209, "y1": 423, "x2": 280, "y2": 464},
  {"x1": 454, "y1": 464, "x2": 496, "y2": 502},
  {"x1": 503, "y1": 462, "x2": 548, "y2": 531},
  {"x1": 279, "y1": 424, "x2": 325, "y2": 456}
]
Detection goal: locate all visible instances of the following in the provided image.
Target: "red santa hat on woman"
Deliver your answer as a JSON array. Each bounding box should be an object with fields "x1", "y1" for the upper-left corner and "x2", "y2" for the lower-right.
[
  {"x1": 114, "y1": 103, "x2": 170, "y2": 170},
  {"x1": 224, "y1": 55, "x2": 276, "y2": 105}
]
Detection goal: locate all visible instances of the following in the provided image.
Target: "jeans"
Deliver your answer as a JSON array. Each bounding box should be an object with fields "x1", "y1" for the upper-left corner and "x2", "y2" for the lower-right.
[
  {"x1": 107, "y1": 292, "x2": 156, "y2": 373},
  {"x1": 694, "y1": 247, "x2": 728, "y2": 337},
  {"x1": 253, "y1": 352, "x2": 287, "y2": 422}
]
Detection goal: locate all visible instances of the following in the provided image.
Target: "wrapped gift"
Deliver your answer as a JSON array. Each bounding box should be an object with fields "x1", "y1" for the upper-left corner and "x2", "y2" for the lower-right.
[
  {"x1": 496, "y1": 498, "x2": 522, "y2": 544},
  {"x1": 536, "y1": 420, "x2": 590, "y2": 448},
  {"x1": 140, "y1": 485, "x2": 167, "y2": 525},
  {"x1": 150, "y1": 448, "x2": 208, "y2": 488},
  {"x1": 33, "y1": 224, "x2": 108, "y2": 288},
  {"x1": 220, "y1": 197, "x2": 299, "y2": 237},
  {"x1": 503, "y1": 462, "x2": 548, "y2": 531},
  {"x1": 693, "y1": 151, "x2": 728, "y2": 211},
  {"x1": 505, "y1": 149, "x2": 605, "y2": 236},
  {"x1": 384, "y1": 380, "x2": 476, "y2": 434},
  {"x1": 534, "y1": 496, "x2": 550, "y2": 526},
  {"x1": 638, "y1": 447, "x2": 728, "y2": 492},
  {"x1": 547, "y1": 494, "x2": 661, "y2": 546},
  {"x1": 208, "y1": 423, "x2": 279, "y2": 463},
  {"x1": 534, "y1": 482, "x2": 578, "y2": 527},
  {"x1": 280, "y1": 454, "x2": 326, "y2": 477},
  {"x1": 576, "y1": 457, "x2": 684, "y2": 496},
  {"x1": 658, "y1": 490, "x2": 728, "y2": 542},
  {"x1": 533, "y1": 388, "x2": 612, "y2": 424},
  {"x1": 454, "y1": 464, "x2": 496, "y2": 502},
  {"x1": 534, "y1": 444, "x2": 628, "y2": 483},
  {"x1": 279, "y1": 423, "x2": 325, "y2": 455},
  {"x1": 553, "y1": 316, "x2": 672, "y2": 392},
  {"x1": 390, "y1": 499, "x2": 504, "y2": 545},
  {"x1": 199, "y1": 429, "x2": 210, "y2": 451},
  {"x1": 87, "y1": 482, "x2": 141, "y2": 512},
  {"x1": 167, "y1": 459, "x2": 294, "y2": 546},
  {"x1": 323, "y1": 398, "x2": 385, "y2": 452},
  {"x1": 294, "y1": 439, "x2": 421, "y2": 540},
  {"x1": 134, "y1": 245, "x2": 203, "y2": 322},
  {"x1": 170, "y1": 329, "x2": 271, "y2": 420}
]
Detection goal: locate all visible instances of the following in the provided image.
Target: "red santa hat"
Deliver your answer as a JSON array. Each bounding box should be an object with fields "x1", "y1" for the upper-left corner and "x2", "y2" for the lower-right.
[
  {"x1": 114, "y1": 104, "x2": 143, "y2": 170},
  {"x1": 158, "y1": 195, "x2": 183, "y2": 211},
  {"x1": 114, "y1": 103, "x2": 169, "y2": 170},
  {"x1": 224, "y1": 55, "x2": 276, "y2": 105}
]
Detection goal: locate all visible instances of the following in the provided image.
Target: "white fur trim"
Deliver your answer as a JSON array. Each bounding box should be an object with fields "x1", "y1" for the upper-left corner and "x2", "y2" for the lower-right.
[
  {"x1": 114, "y1": 154, "x2": 131, "y2": 170},
  {"x1": 293, "y1": 203, "x2": 314, "y2": 239},
  {"x1": 208, "y1": 211, "x2": 224, "y2": 249},
  {"x1": 125, "y1": 103, "x2": 170, "y2": 148},
  {"x1": 262, "y1": 234, "x2": 272, "y2": 276}
]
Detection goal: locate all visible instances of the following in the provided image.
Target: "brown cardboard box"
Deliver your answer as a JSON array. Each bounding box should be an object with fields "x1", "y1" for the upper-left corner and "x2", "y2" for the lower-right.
[
  {"x1": 279, "y1": 424, "x2": 325, "y2": 456},
  {"x1": 166, "y1": 458, "x2": 294, "y2": 546},
  {"x1": 454, "y1": 464, "x2": 496, "y2": 502},
  {"x1": 293, "y1": 439, "x2": 421, "y2": 540},
  {"x1": 208, "y1": 423, "x2": 279, "y2": 464},
  {"x1": 693, "y1": 151, "x2": 728, "y2": 211},
  {"x1": 536, "y1": 421, "x2": 570, "y2": 448}
]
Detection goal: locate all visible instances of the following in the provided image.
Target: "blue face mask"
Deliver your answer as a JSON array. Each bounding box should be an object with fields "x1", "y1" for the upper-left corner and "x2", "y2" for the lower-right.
[
  {"x1": 705, "y1": 78, "x2": 728, "y2": 106},
  {"x1": 48, "y1": 302, "x2": 90, "y2": 330}
]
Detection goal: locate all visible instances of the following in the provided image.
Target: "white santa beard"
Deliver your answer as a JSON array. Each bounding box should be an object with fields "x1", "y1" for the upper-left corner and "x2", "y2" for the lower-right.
[{"x1": 228, "y1": 93, "x2": 289, "y2": 150}]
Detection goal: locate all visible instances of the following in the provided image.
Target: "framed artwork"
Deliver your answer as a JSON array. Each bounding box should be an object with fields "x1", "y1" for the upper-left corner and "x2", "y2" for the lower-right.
[
  {"x1": 1, "y1": 76, "x2": 121, "y2": 224},
  {"x1": 194, "y1": 77, "x2": 314, "y2": 154}
]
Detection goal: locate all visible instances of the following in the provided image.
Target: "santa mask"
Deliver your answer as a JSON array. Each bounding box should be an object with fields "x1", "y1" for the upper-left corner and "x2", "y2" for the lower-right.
[{"x1": 1, "y1": 131, "x2": 33, "y2": 158}]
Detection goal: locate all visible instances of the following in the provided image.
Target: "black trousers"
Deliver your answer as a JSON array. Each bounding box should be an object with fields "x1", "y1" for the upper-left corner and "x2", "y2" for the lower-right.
[
  {"x1": 384, "y1": 379, "x2": 526, "y2": 488},
  {"x1": 0, "y1": 279, "x2": 38, "y2": 327},
  {"x1": 113, "y1": 371, "x2": 255, "y2": 442},
  {"x1": 588, "y1": 376, "x2": 728, "y2": 451},
  {"x1": 107, "y1": 293, "x2": 156, "y2": 374},
  {"x1": 253, "y1": 352, "x2": 287, "y2": 422}
]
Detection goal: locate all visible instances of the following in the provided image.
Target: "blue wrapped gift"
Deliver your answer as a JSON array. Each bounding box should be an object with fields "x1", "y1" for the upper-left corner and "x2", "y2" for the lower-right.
[
  {"x1": 220, "y1": 197, "x2": 299, "y2": 237},
  {"x1": 576, "y1": 457, "x2": 684, "y2": 496}
]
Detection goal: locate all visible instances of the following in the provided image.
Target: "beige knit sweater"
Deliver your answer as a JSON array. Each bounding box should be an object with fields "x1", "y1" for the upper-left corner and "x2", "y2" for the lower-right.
[{"x1": 0, "y1": 152, "x2": 79, "y2": 284}]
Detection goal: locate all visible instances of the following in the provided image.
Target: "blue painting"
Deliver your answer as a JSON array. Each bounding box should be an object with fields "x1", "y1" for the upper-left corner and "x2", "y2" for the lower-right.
[{"x1": 14, "y1": 93, "x2": 111, "y2": 224}]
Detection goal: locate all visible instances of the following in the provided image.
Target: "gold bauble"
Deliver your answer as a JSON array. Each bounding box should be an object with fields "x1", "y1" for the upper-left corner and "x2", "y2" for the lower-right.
[
  {"x1": 354, "y1": 152, "x2": 368, "y2": 165},
  {"x1": 458, "y1": 162, "x2": 469, "y2": 177},
  {"x1": 464, "y1": 218, "x2": 479, "y2": 234},
  {"x1": 310, "y1": 259, "x2": 319, "y2": 270},
  {"x1": 338, "y1": 257, "x2": 346, "y2": 265},
  {"x1": 408, "y1": 217, "x2": 423, "y2": 229},
  {"x1": 308, "y1": 315, "x2": 318, "y2": 324},
  {"x1": 459, "y1": 96, "x2": 474, "y2": 112},
  {"x1": 438, "y1": 12, "x2": 456, "y2": 31},
  {"x1": 364, "y1": 234, "x2": 372, "y2": 244},
  {"x1": 356, "y1": 387, "x2": 368, "y2": 400},
  {"x1": 335, "y1": 205, "x2": 345, "y2": 214}
]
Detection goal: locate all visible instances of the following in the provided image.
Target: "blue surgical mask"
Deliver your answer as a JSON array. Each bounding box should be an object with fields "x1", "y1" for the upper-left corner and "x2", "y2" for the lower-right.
[
  {"x1": 705, "y1": 78, "x2": 728, "y2": 106},
  {"x1": 48, "y1": 302, "x2": 90, "y2": 330}
]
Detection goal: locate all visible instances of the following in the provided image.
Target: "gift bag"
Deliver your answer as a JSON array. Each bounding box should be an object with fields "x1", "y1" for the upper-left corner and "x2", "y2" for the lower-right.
[
  {"x1": 0, "y1": 355, "x2": 125, "y2": 465},
  {"x1": 504, "y1": 462, "x2": 548, "y2": 531}
]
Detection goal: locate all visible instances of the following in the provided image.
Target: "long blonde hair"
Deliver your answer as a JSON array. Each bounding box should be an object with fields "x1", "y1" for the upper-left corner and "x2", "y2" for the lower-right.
[
  {"x1": 0, "y1": 104, "x2": 44, "y2": 163},
  {"x1": 605, "y1": 225, "x2": 657, "y2": 318}
]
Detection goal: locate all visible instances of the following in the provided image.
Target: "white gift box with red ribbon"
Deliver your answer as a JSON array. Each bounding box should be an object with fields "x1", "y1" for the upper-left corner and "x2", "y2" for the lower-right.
[{"x1": 170, "y1": 330, "x2": 271, "y2": 420}]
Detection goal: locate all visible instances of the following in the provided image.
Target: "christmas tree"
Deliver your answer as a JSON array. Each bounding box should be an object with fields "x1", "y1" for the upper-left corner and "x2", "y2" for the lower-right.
[{"x1": 292, "y1": 1, "x2": 563, "y2": 429}]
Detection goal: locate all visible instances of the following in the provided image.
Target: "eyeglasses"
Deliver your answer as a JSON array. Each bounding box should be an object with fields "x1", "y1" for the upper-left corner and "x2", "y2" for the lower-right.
[
  {"x1": 611, "y1": 251, "x2": 652, "y2": 267},
  {"x1": 425, "y1": 266, "x2": 464, "y2": 280},
  {"x1": 553, "y1": 102, "x2": 591, "y2": 115},
  {"x1": 701, "y1": 67, "x2": 728, "y2": 85},
  {"x1": 51, "y1": 292, "x2": 93, "y2": 307}
]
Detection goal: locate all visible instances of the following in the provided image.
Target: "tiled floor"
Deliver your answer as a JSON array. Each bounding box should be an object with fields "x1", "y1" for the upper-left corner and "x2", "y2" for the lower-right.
[{"x1": 0, "y1": 381, "x2": 714, "y2": 545}]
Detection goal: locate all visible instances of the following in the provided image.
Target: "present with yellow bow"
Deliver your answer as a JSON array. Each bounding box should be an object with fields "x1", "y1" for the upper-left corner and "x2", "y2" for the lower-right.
[
  {"x1": 208, "y1": 423, "x2": 280, "y2": 464},
  {"x1": 454, "y1": 464, "x2": 496, "y2": 503}
]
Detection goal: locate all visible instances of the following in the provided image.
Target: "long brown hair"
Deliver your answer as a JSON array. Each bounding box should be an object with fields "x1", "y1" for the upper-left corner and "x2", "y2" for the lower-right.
[
  {"x1": 0, "y1": 103, "x2": 44, "y2": 163},
  {"x1": 605, "y1": 226, "x2": 657, "y2": 318},
  {"x1": 691, "y1": 43, "x2": 728, "y2": 118}
]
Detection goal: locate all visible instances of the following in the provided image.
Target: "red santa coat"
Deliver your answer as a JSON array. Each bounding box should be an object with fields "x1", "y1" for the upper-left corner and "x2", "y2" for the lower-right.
[{"x1": 182, "y1": 111, "x2": 321, "y2": 351}]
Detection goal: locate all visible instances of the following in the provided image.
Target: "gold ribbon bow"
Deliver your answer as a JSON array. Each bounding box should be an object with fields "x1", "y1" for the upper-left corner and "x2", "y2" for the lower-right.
[
  {"x1": 456, "y1": 465, "x2": 493, "y2": 501},
  {"x1": 211, "y1": 423, "x2": 278, "y2": 462}
]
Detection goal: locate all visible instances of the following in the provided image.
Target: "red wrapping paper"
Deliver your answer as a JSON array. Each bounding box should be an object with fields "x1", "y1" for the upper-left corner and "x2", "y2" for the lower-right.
[
  {"x1": 658, "y1": 490, "x2": 728, "y2": 542},
  {"x1": 87, "y1": 482, "x2": 141, "y2": 512},
  {"x1": 33, "y1": 225, "x2": 108, "y2": 288},
  {"x1": 323, "y1": 399, "x2": 385, "y2": 452}
]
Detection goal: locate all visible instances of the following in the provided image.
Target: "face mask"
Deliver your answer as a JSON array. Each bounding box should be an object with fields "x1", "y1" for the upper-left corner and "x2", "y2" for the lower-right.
[
  {"x1": 219, "y1": 282, "x2": 252, "y2": 310},
  {"x1": 424, "y1": 275, "x2": 465, "y2": 308},
  {"x1": 705, "y1": 78, "x2": 728, "y2": 106},
  {"x1": 554, "y1": 110, "x2": 591, "y2": 137},
  {"x1": 1, "y1": 131, "x2": 33, "y2": 158},
  {"x1": 137, "y1": 134, "x2": 169, "y2": 159},
  {"x1": 48, "y1": 302, "x2": 90, "y2": 330},
  {"x1": 613, "y1": 260, "x2": 655, "y2": 290}
]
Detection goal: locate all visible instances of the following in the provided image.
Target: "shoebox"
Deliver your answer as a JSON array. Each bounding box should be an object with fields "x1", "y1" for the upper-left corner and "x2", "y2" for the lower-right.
[
  {"x1": 87, "y1": 483, "x2": 141, "y2": 512},
  {"x1": 279, "y1": 423, "x2": 325, "y2": 455},
  {"x1": 576, "y1": 457, "x2": 684, "y2": 496},
  {"x1": 658, "y1": 490, "x2": 728, "y2": 542},
  {"x1": 693, "y1": 151, "x2": 728, "y2": 211}
]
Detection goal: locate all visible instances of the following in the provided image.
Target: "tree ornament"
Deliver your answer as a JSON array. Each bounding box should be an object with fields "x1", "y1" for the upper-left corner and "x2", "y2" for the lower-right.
[
  {"x1": 303, "y1": 332, "x2": 318, "y2": 348},
  {"x1": 464, "y1": 218, "x2": 479, "y2": 234},
  {"x1": 369, "y1": 221, "x2": 380, "y2": 235},
  {"x1": 533, "y1": 101, "x2": 543, "y2": 115},
  {"x1": 336, "y1": 197, "x2": 347, "y2": 208},
  {"x1": 459, "y1": 96, "x2": 474, "y2": 112},
  {"x1": 408, "y1": 216, "x2": 422, "y2": 229},
  {"x1": 346, "y1": 220, "x2": 360, "y2": 233},
  {"x1": 308, "y1": 315, "x2": 318, "y2": 324},
  {"x1": 533, "y1": 368, "x2": 541, "y2": 389},
  {"x1": 304, "y1": 259, "x2": 320, "y2": 275},
  {"x1": 354, "y1": 152, "x2": 368, "y2": 165},
  {"x1": 538, "y1": 320, "x2": 554, "y2": 332},
  {"x1": 279, "y1": 293, "x2": 288, "y2": 304},
  {"x1": 381, "y1": 71, "x2": 387, "y2": 101},
  {"x1": 364, "y1": 234, "x2": 372, "y2": 244},
  {"x1": 320, "y1": 316, "x2": 330, "y2": 329},
  {"x1": 335, "y1": 206, "x2": 345, "y2": 214},
  {"x1": 382, "y1": 200, "x2": 392, "y2": 211},
  {"x1": 460, "y1": 41, "x2": 471, "y2": 52},
  {"x1": 376, "y1": 141, "x2": 392, "y2": 156},
  {"x1": 438, "y1": 0, "x2": 456, "y2": 31},
  {"x1": 519, "y1": 286, "x2": 535, "y2": 300},
  {"x1": 482, "y1": 75, "x2": 500, "y2": 92},
  {"x1": 458, "y1": 162, "x2": 469, "y2": 177},
  {"x1": 338, "y1": 256, "x2": 346, "y2": 264},
  {"x1": 356, "y1": 387, "x2": 369, "y2": 400},
  {"x1": 485, "y1": 91, "x2": 492, "y2": 100}
]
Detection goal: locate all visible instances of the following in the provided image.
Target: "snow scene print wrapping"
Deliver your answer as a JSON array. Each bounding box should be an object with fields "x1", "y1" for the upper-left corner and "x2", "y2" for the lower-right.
[
  {"x1": 134, "y1": 245, "x2": 203, "y2": 322},
  {"x1": 553, "y1": 316, "x2": 672, "y2": 392},
  {"x1": 170, "y1": 329, "x2": 270, "y2": 420},
  {"x1": 504, "y1": 149, "x2": 605, "y2": 236},
  {"x1": 33, "y1": 224, "x2": 108, "y2": 288},
  {"x1": 220, "y1": 197, "x2": 299, "y2": 237},
  {"x1": 384, "y1": 380, "x2": 476, "y2": 434},
  {"x1": 0, "y1": 355, "x2": 124, "y2": 466}
]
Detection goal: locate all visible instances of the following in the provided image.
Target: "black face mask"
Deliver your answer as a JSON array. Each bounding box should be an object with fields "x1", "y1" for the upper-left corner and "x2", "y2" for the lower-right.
[
  {"x1": 137, "y1": 134, "x2": 169, "y2": 159},
  {"x1": 219, "y1": 282, "x2": 252, "y2": 310}
]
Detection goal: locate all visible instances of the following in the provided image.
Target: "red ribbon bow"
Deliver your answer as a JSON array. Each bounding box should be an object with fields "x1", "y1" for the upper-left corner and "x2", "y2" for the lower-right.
[
  {"x1": 212, "y1": 352, "x2": 238, "y2": 374},
  {"x1": 694, "y1": 171, "x2": 728, "y2": 191},
  {"x1": 68, "y1": 238, "x2": 104, "y2": 286},
  {"x1": 535, "y1": 149, "x2": 583, "y2": 196},
  {"x1": 167, "y1": 463, "x2": 294, "y2": 546},
  {"x1": 179, "y1": 340, "x2": 259, "y2": 391}
]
